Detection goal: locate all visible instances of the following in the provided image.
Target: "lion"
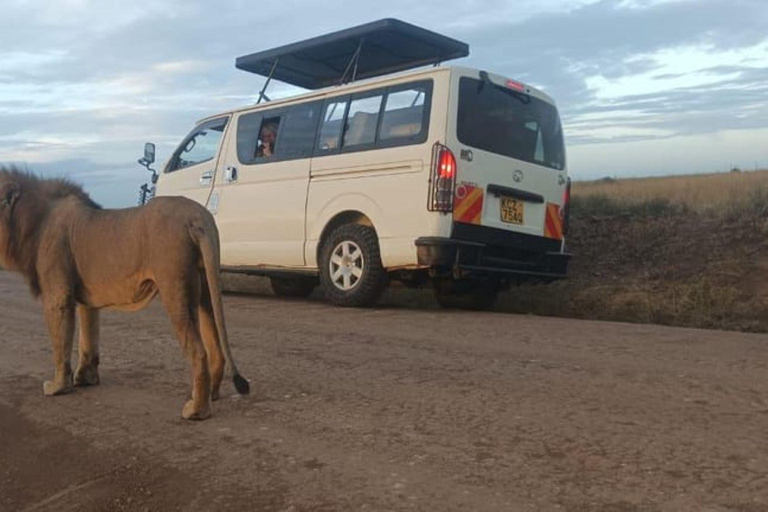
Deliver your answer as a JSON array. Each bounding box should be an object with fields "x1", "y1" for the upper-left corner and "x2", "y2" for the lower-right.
[{"x1": 0, "y1": 166, "x2": 250, "y2": 420}]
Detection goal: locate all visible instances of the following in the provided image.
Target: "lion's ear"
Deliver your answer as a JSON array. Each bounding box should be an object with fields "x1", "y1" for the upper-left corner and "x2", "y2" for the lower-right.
[{"x1": 0, "y1": 182, "x2": 20, "y2": 208}]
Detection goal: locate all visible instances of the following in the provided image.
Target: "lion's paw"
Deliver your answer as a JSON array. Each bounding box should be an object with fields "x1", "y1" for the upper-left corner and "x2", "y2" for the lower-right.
[
  {"x1": 43, "y1": 380, "x2": 74, "y2": 396},
  {"x1": 181, "y1": 399, "x2": 211, "y2": 421},
  {"x1": 74, "y1": 365, "x2": 100, "y2": 387}
]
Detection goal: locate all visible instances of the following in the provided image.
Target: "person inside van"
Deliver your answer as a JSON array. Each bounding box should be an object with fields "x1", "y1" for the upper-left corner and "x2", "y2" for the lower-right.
[{"x1": 256, "y1": 120, "x2": 279, "y2": 157}]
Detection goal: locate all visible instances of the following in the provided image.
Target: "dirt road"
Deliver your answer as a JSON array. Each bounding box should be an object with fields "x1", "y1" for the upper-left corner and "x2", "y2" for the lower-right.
[{"x1": 1, "y1": 271, "x2": 767, "y2": 511}]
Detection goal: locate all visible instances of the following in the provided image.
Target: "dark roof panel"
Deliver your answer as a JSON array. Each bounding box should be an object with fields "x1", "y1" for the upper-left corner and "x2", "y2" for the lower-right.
[{"x1": 235, "y1": 18, "x2": 469, "y2": 90}]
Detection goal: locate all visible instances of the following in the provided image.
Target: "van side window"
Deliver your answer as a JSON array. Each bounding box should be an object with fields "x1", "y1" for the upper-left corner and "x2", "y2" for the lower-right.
[
  {"x1": 168, "y1": 118, "x2": 228, "y2": 173},
  {"x1": 343, "y1": 94, "x2": 383, "y2": 148},
  {"x1": 237, "y1": 112, "x2": 263, "y2": 164},
  {"x1": 237, "y1": 111, "x2": 286, "y2": 164},
  {"x1": 280, "y1": 101, "x2": 322, "y2": 159},
  {"x1": 317, "y1": 99, "x2": 348, "y2": 152},
  {"x1": 380, "y1": 86, "x2": 426, "y2": 141}
]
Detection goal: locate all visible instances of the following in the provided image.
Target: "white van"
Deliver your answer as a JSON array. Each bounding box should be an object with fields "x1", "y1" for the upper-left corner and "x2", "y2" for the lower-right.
[{"x1": 145, "y1": 19, "x2": 571, "y2": 309}]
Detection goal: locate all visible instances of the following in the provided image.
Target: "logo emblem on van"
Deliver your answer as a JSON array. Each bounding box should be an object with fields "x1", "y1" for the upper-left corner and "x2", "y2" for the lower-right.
[{"x1": 513, "y1": 170, "x2": 524, "y2": 183}]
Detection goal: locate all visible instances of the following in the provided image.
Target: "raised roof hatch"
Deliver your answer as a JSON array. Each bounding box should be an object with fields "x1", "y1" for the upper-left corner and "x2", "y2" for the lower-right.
[{"x1": 235, "y1": 18, "x2": 469, "y2": 90}]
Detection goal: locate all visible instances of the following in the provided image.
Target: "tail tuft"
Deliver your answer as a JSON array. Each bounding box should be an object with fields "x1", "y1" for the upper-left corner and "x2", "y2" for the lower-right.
[{"x1": 233, "y1": 374, "x2": 250, "y2": 395}]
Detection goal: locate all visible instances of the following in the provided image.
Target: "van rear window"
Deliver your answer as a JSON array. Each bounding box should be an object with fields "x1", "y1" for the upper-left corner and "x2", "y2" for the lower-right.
[{"x1": 457, "y1": 77, "x2": 565, "y2": 170}]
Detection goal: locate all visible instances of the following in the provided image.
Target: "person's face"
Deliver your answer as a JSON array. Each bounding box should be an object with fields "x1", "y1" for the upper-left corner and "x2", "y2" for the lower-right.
[{"x1": 261, "y1": 128, "x2": 275, "y2": 145}]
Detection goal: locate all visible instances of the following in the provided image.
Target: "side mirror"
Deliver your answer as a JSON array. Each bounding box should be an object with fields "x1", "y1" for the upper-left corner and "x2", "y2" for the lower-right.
[{"x1": 143, "y1": 142, "x2": 156, "y2": 165}]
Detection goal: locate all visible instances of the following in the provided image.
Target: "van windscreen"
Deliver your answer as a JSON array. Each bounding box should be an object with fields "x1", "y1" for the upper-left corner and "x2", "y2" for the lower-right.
[{"x1": 457, "y1": 77, "x2": 565, "y2": 171}]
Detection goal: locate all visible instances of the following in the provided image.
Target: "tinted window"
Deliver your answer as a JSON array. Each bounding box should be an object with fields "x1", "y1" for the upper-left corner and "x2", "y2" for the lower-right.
[
  {"x1": 237, "y1": 112, "x2": 283, "y2": 164},
  {"x1": 169, "y1": 118, "x2": 227, "y2": 172},
  {"x1": 380, "y1": 87, "x2": 426, "y2": 141},
  {"x1": 343, "y1": 94, "x2": 383, "y2": 147},
  {"x1": 237, "y1": 112, "x2": 262, "y2": 164},
  {"x1": 317, "y1": 99, "x2": 347, "y2": 152},
  {"x1": 457, "y1": 77, "x2": 565, "y2": 170},
  {"x1": 280, "y1": 101, "x2": 322, "y2": 159}
]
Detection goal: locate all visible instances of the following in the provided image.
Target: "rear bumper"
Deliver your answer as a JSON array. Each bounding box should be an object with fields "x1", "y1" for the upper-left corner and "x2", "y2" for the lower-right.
[{"x1": 415, "y1": 234, "x2": 571, "y2": 281}]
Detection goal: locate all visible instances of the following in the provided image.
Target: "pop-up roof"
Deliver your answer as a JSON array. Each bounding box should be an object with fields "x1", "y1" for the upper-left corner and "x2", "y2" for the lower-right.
[{"x1": 235, "y1": 18, "x2": 469, "y2": 91}]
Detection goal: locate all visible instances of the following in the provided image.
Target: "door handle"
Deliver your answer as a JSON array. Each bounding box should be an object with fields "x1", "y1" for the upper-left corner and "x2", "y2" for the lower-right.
[
  {"x1": 225, "y1": 166, "x2": 238, "y2": 183},
  {"x1": 199, "y1": 171, "x2": 213, "y2": 186}
]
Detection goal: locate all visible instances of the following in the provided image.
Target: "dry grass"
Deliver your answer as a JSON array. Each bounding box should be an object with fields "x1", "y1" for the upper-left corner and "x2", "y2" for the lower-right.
[{"x1": 572, "y1": 169, "x2": 768, "y2": 218}]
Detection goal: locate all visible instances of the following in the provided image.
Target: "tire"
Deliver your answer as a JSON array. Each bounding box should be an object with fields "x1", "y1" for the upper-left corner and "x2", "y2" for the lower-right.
[
  {"x1": 433, "y1": 279, "x2": 499, "y2": 311},
  {"x1": 319, "y1": 224, "x2": 387, "y2": 307},
  {"x1": 270, "y1": 277, "x2": 316, "y2": 298}
]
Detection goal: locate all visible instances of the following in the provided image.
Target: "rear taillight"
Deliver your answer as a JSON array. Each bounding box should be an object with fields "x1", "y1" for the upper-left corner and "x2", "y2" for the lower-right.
[
  {"x1": 562, "y1": 177, "x2": 572, "y2": 235},
  {"x1": 428, "y1": 143, "x2": 456, "y2": 212}
]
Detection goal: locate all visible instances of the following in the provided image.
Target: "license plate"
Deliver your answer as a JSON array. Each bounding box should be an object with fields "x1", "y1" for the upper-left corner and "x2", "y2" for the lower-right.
[{"x1": 500, "y1": 196, "x2": 524, "y2": 224}]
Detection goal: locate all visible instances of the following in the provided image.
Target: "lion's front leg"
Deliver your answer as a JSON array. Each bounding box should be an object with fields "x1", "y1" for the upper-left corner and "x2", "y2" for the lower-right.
[
  {"x1": 74, "y1": 305, "x2": 100, "y2": 387},
  {"x1": 42, "y1": 294, "x2": 76, "y2": 396}
]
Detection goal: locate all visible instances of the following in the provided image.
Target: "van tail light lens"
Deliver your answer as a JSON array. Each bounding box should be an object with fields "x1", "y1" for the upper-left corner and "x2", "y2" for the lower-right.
[
  {"x1": 428, "y1": 143, "x2": 456, "y2": 212},
  {"x1": 562, "y1": 177, "x2": 572, "y2": 236}
]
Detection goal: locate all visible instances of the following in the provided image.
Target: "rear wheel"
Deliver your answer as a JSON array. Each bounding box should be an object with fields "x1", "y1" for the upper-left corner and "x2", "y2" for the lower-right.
[
  {"x1": 433, "y1": 279, "x2": 499, "y2": 311},
  {"x1": 319, "y1": 224, "x2": 387, "y2": 307},
  {"x1": 270, "y1": 277, "x2": 316, "y2": 298}
]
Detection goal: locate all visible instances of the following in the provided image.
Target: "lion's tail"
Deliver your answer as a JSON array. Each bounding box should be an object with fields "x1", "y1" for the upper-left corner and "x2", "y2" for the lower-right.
[{"x1": 194, "y1": 218, "x2": 250, "y2": 396}]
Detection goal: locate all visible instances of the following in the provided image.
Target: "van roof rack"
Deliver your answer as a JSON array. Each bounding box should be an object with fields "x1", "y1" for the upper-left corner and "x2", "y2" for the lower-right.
[{"x1": 236, "y1": 18, "x2": 469, "y2": 102}]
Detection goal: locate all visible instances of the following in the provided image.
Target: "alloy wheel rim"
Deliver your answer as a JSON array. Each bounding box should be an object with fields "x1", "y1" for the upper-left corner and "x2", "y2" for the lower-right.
[{"x1": 330, "y1": 241, "x2": 364, "y2": 291}]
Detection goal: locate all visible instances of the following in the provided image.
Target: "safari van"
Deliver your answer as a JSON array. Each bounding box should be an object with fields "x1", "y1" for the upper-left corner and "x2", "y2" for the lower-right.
[{"x1": 144, "y1": 19, "x2": 571, "y2": 309}]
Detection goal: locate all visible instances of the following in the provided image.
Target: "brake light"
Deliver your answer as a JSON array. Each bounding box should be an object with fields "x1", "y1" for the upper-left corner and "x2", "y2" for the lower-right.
[
  {"x1": 505, "y1": 79, "x2": 526, "y2": 92},
  {"x1": 438, "y1": 148, "x2": 455, "y2": 179},
  {"x1": 562, "y1": 177, "x2": 572, "y2": 235},
  {"x1": 428, "y1": 143, "x2": 456, "y2": 212}
]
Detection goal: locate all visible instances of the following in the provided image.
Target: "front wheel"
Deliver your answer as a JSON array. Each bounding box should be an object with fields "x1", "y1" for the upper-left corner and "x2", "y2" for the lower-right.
[
  {"x1": 433, "y1": 279, "x2": 499, "y2": 311},
  {"x1": 319, "y1": 224, "x2": 387, "y2": 307}
]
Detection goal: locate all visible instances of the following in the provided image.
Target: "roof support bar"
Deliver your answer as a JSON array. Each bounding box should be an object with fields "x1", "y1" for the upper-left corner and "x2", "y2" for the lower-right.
[
  {"x1": 339, "y1": 37, "x2": 364, "y2": 85},
  {"x1": 256, "y1": 57, "x2": 279, "y2": 104}
]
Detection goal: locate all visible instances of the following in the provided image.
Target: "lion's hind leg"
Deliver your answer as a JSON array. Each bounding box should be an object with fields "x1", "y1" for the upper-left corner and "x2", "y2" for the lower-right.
[
  {"x1": 199, "y1": 272, "x2": 225, "y2": 401},
  {"x1": 74, "y1": 305, "x2": 100, "y2": 387},
  {"x1": 158, "y1": 276, "x2": 212, "y2": 420}
]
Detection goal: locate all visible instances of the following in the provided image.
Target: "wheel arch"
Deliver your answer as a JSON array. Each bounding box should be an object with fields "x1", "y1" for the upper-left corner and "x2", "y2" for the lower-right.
[{"x1": 315, "y1": 210, "x2": 378, "y2": 267}]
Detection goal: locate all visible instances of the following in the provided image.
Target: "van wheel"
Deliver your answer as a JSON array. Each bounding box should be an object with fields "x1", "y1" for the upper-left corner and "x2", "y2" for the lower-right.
[
  {"x1": 270, "y1": 277, "x2": 316, "y2": 298},
  {"x1": 433, "y1": 279, "x2": 499, "y2": 311},
  {"x1": 319, "y1": 224, "x2": 387, "y2": 307}
]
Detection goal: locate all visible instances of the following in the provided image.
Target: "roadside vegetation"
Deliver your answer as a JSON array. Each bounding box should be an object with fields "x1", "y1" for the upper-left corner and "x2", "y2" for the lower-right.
[{"x1": 500, "y1": 169, "x2": 768, "y2": 332}]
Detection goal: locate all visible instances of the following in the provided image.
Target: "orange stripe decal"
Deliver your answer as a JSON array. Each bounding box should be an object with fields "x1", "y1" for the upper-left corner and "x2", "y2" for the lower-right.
[
  {"x1": 461, "y1": 195, "x2": 484, "y2": 223},
  {"x1": 454, "y1": 185, "x2": 484, "y2": 225},
  {"x1": 544, "y1": 203, "x2": 563, "y2": 239}
]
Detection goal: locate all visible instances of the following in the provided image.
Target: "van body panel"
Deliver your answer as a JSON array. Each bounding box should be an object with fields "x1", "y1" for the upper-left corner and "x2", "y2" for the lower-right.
[
  {"x1": 154, "y1": 159, "x2": 217, "y2": 208},
  {"x1": 304, "y1": 72, "x2": 451, "y2": 269},
  {"x1": 303, "y1": 191, "x2": 386, "y2": 268},
  {"x1": 213, "y1": 112, "x2": 311, "y2": 267},
  {"x1": 445, "y1": 69, "x2": 567, "y2": 240}
]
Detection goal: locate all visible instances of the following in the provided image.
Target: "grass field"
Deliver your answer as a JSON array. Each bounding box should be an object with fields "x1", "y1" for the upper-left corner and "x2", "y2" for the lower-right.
[{"x1": 571, "y1": 169, "x2": 768, "y2": 218}]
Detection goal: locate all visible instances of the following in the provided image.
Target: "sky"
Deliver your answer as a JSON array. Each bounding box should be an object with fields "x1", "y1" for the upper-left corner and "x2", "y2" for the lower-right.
[{"x1": 1, "y1": 0, "x2": 767, "y2": 207}]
